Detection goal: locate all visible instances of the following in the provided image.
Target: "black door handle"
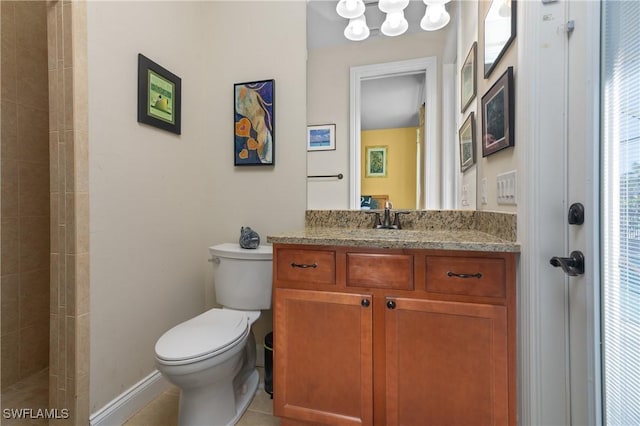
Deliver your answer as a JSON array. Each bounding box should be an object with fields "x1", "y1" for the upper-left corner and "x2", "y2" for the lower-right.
[{"x1": 550, "y1": 251, "x2": 585, "y2": 276}]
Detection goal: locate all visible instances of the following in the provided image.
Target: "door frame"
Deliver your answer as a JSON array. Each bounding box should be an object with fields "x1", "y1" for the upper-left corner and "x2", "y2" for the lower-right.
[
  {"x1": 349, "y1": 57, "x2": 440, "y2": 209},
  {"x1": 517, "y1": 0, "x2": 602, "y2": 424}
]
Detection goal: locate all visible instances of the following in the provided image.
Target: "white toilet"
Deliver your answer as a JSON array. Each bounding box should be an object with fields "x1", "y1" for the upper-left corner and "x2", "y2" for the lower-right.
[{"x1": 154, "y1": 243, "x2": 273, "y2": 426}]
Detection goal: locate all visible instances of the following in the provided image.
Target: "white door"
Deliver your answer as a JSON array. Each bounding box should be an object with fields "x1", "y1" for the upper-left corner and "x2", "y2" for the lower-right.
[
  {"x1": 564, "y1": 1, "x2": 601, "y2": 424},
  {"x1": 521, "y1": 1, "x2": 600, "y2": 424},
  {"x1": 537, "y1": 1, "x2": 640, "y2": 424}
]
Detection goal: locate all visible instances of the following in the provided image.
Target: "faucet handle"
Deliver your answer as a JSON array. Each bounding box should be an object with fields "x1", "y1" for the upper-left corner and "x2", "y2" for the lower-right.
[
  {"x1": 365, "y1": 211, "x2": 382, "y2": 228},
  {"x1": 392, "y1": 211, "x2": 410, "y2": 229}
]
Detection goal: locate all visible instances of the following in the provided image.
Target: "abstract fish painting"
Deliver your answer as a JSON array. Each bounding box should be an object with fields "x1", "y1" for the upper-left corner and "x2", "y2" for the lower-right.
[{"x1": 234, "y1": 79, "x2": 275, "y2": 165}]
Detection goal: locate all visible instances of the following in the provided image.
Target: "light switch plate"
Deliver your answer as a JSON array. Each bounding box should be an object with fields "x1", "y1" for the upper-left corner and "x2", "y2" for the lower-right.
[
  {"x1": 481, "y1": 178, "x2": 488, "y2": 205},
  {"x1": 461, "y1": 184, "x2": 469, "y2": 207},
  {"x1": 497, "y1": 170, "x2": 517, "y2": 205}
]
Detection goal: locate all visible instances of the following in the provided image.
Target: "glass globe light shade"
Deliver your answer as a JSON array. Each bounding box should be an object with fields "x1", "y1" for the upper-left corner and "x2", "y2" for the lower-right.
[
  {"x1": 344, "y1": 15, "x2": 370, "y2": 41},
  {"x1": 381, "y1": 11, "x2": 408, "y2": 36},
  {"x1": 378, "y1": 0, "x2": 410, "y2": 14},
  {"x1": 336, "y1": 0, "x2": 366, "y2": 19},
  {"x1": 420, "y1": 4, "x2": 450, "y2": 31}
]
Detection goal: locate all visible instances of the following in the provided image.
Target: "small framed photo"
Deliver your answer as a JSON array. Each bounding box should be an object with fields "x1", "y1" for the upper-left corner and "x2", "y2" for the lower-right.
[
  {"x1": 234, "y1": 79, "x2": 275, "y2": 166},
  {"x1": 481, "y1": 66, "x2": 514, "y2": 157},
  {"x1": 307, "y1": 124, "x2": 336, "y2": 151},
  {"x1": 137, "y1": 54, "x2": 181, "y2": 135},
  {"x1": 366, "y1": 146, "x2": 387, "y2": 177},
  {"x1": 458, "y1": 112, "x2": 476, "y2": 172},
  {"x1": 461, "y1": 42, "x2": 477, "y2": 113}
]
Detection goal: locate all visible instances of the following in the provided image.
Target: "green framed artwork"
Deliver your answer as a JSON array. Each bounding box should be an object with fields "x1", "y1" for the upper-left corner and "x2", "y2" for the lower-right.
[
  {"x1": 137, "y1": 54, "x2": 181, "y2": 134},
  {"x1": 366, "y1": 146, "x2": 387, "y2": 177}
]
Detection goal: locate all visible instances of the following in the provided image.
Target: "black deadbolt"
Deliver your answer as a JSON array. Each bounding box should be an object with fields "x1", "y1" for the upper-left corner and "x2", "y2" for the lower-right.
[{"x1": 568, "y1": 203, "x2": 585, "y2": 225}]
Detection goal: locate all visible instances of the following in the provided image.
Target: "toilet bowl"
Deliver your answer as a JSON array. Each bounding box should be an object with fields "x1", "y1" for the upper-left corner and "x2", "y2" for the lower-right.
[{"x1": 154, "y1": 243, "x2": 272, "y2": 426}]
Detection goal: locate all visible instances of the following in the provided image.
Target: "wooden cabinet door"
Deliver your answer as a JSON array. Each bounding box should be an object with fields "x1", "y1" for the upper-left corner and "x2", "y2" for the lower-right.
[
  {"x1": 385, "y1": 298, "x2": 509, "y2": 426},
  {"x1": 274, "y1": 288, "x2": 373, "y2": 426}
]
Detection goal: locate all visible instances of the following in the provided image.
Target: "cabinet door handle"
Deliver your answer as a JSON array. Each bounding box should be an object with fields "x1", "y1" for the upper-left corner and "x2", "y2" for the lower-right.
[
  {"x1": 386, "y1": 300, "x2": 396, "y2": 310},
  {"x1": 361, "y1": 299, "x2": 370, "y2": 308},
  {"x1": 290, "y1": 262, "x2": 318, "y2": 269},
  {"x1": 447, "y1": 271, "x2": 483, "y2": 279}
]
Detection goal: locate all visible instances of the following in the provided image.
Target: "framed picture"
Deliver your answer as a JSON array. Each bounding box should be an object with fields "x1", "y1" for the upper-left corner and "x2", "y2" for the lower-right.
[
  {"x1": 481, "y1": 67, "x2": 514, "y2": 157},
  {"x1": 459, "y1": 112, "x2": 476, "y2": 172},
  {"x1": 137, "y1": 54, "x2": 182, "y2": 134},
  {"x1": 461, "y1": 42, "x2": 477, "y2": 113},
  {"x1": 234, "y1": 79, "x2": 275, "y2": 166},
  {"x1": 483, "y1": 0, "x2": 516, "y2": 78},
  {"x1": 366, "y1": 146, "x2": 387, "y2": 177},
  {"x1": 307, "y1": 124, "x2": 336, "y2": 151}
]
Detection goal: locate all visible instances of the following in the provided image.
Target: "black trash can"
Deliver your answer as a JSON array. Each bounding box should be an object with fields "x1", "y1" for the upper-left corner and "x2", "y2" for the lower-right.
[{"x1": 264, "y1": 332, "x2": 273, "y2": 398}]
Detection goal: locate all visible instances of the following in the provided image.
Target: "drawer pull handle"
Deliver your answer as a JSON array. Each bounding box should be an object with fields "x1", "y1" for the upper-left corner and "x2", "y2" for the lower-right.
[
  {"x1": 291, "y1": 262, "x2": 318, "y2": 269},
  {"x1": 361, "y1": 299, "x2": 370, "y2": 308},
  {"x1": 447, "y1": 271, "x2": 483, "y2": 279},
  {"x1": 386, "y1": 300, "x2": 396, "y2": 310}
]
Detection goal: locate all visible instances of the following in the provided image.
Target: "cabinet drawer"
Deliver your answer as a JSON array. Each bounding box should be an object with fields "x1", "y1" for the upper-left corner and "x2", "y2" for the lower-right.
[
  {"x1": 276, "y1": 249, "x2": 336, "y2": 285},
  {"x1": 347, "y1": 253, "x2": 413, "y2": 290},
  {"x1": 425, "y1": 256, "x2": 505, "y2": 298}
]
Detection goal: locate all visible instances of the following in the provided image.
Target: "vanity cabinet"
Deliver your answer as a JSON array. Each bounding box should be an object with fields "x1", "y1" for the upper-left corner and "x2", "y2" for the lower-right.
[{"x1": 273, "y1": 245, "x2": 517, "y2": 426}]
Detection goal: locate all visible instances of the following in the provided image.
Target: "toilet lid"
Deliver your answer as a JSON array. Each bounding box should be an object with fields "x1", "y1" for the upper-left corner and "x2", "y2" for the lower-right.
[{"x1": 155, "y1": 309, "x2": 249, "y2": 363}]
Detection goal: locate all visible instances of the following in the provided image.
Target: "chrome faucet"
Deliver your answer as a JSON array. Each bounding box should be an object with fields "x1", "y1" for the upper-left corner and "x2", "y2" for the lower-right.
[{"x1": 366, "y1": 201, "x2": 409, "y2": 229}]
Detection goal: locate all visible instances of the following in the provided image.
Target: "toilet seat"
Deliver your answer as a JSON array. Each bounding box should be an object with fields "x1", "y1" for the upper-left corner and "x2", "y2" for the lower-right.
[{"x1": 155, "y1": 309, "x2": 249, "y2": 366}]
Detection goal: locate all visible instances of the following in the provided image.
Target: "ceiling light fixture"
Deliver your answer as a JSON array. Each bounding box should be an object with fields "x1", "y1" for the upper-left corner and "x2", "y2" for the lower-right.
[
  {"x1": 381, "y1": 10, "x2": 409, "y2": 36},
  {"x1": 420, "y1": 2, "x2": 451, "y2": 32},
  {"x1": 338, "y1": 0, "x2": 452, "y2": 42},
  {"x1": 336, "y1": 0, "x2": 366, "y2": 19},
  {"x1": 344, "y1": 15, "x2": 371, "y2": 41}
]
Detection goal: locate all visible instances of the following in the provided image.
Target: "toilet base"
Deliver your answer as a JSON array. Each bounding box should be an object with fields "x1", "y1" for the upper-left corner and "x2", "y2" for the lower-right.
[
  {"x1": 177, "y1": 368, "x2": 259, "y2": 426},
  {"x1": 229, "y1": 369, "x2": 259, "y2": 425}
]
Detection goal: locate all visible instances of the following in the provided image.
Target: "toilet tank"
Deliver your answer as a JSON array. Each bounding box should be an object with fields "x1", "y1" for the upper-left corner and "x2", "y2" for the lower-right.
[{"x1": 209, "y1": 243, "x2": 273, "y2": 310}]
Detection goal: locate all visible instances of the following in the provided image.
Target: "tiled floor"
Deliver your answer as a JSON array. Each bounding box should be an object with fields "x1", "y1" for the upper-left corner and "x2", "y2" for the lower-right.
[
  {"x1": 0, "y1": 368, "x2": 49, "y2": 426},
  {"x1": 125, "y1": 369, "x2": 280, "y2": 426},
  {"x1": 0, "y1": 367, "x2": 278, "y2": 426}
]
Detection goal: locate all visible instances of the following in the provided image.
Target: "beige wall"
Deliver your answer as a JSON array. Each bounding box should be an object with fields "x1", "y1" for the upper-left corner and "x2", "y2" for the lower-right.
[
  {"x1": 476, "y1": 0, "x2": 517, "y2": 212},
  {"x1": 361, "y1": 127, "x2": 418, "y2": 209},
  {"x1": 458, "y1": 0, "x2": 479, "y2": 209},
  {"x1": 307, "y1": 30, "x2": 449, "y2": 209},
  {"x1": 1, "y1": 0, "x2": 50, "y2": 389},
  {"x1": 87, "y1": 0, "x2": 306, "y2": 413}
]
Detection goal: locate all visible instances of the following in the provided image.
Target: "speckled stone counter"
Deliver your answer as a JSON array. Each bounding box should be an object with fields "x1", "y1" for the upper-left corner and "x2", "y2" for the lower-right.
[{"x1": 267, "y1": 210, "x2": 520, "y2": 253}]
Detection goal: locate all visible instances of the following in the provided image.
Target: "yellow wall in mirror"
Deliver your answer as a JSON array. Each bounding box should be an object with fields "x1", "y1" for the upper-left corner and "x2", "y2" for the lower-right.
[{"x1": 361, "y1": 127, "x2": 418, "y2": 209}]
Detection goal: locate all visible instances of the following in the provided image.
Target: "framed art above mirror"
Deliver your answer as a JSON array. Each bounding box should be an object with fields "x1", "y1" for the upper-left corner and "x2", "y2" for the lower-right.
[{"x1": 483, "y1": 0, "x2": 516, "y2": 78}]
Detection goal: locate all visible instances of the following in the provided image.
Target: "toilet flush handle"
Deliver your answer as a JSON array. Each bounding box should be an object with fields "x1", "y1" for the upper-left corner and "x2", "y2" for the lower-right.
[{"x1": 208, "y1": 257, "x2": 220, "y2": 264}]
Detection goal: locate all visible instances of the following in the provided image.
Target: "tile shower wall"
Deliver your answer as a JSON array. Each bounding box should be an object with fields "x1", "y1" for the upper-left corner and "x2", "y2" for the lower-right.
[
  {"x1": 47, "y1": 0, "x2": 90, "y2": 422},
  {"x1": 1, "y1": 0, "x2": 51, "y2": 390}
]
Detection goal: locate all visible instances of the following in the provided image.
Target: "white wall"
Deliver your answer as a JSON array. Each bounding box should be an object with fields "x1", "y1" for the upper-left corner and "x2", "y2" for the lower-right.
[
  {"x1": 200, "y1": 0, "x2": 307, "y2": 349},
  {"x1": 87, "y1": 0, "x2": 306, "y2": 413},
  {"x1": 307, "y1": 30, "x2": 449, "y2": 209}
]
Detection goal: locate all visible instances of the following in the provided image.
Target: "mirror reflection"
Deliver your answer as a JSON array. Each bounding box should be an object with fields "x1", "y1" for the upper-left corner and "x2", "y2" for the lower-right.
[
  {"x1": 360, "y1": 74, "x2": 424, "y2": 210},
  {"x1": 306, "y1": 0, "x2": 463, "y2": 211},
  {"x1": 483, "y1": 0, "x2": 515, "y2": 78}
]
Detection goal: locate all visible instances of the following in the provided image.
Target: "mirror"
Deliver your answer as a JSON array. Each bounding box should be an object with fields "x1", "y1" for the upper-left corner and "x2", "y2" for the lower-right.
[
  {"x1": 483, "y1": 0, "x2": 516, "y2": 78},
  {"x1": 306, "y1": 0, "x2": 463, "y2": 210}
]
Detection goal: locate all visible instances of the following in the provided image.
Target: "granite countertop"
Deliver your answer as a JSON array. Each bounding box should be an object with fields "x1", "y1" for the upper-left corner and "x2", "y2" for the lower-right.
[{"x1": 267, "y1": 227, "x2": 520, "y2": 253}]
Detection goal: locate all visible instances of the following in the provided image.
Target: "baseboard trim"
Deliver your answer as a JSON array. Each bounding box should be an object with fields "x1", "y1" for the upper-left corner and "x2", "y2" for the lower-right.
[{"x1": 89, "y1": 370, "x2": 170, "y2": 426}]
